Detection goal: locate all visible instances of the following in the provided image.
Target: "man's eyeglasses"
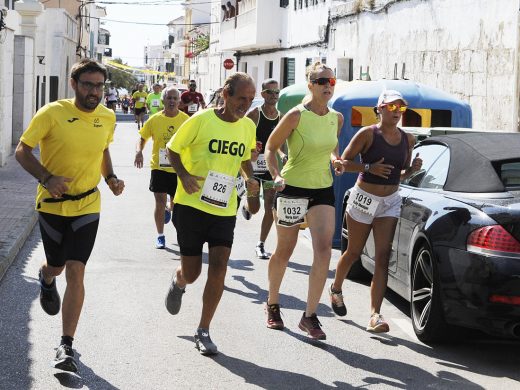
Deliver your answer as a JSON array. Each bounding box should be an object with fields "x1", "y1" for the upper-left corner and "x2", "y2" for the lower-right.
[
  {"x1": 310, "y1": 78, "x2": 336, "y2": 87},
  {"x1": 383, "y1": 103, "x2": 407, "y2": 112},
  {"x1": 262, "y1": 89, "x2": 280, "y2": 95},
  {"x1": 78, "y1": 80, "x2": 105, "y2": 92}
]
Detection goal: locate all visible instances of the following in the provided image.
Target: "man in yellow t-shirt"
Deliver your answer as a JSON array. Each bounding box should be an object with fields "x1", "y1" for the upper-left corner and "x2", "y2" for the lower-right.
[
  {"x1": 164, "y1": 72, "x2": 259, "y2": 355},
  {"x1": 15, "y1": 59, "x2": 125, "y2": 373},
  {"x1": 132, "y1": 83, "x2": 148, "y2": 130},
  {"x1": 134, "y1": 87, "x2": 189, "y2": 249},
  {"x1": 146, "y1": 83, "x2": 164, "y2": 115}
]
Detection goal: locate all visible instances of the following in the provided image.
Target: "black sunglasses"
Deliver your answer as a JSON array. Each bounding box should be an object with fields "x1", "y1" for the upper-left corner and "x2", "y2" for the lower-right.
[
  {"x1": 262, "y1": 89, "x2": 280, "y2": 95},
  {"x1": 310, "y1": 77, "x2": 337, "y2": 86}
]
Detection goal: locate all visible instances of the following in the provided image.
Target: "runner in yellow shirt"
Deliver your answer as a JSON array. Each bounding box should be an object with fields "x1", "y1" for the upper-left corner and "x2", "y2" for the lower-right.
[
  {"x1": 132, "y1": 83, "x2": 148, "y2": 130},
  {"x1": 134, "y1": 87, "x2": 189, "y2": 249},
  {"x1": 164, "y1": 72, "x2": 259, "y2": 355},
  {"x1": 146, "y1": 83, "x2": 164, "y2": 115},
  {"x1": 15, "y1": 59, "x2": 125, "y2": 373}
]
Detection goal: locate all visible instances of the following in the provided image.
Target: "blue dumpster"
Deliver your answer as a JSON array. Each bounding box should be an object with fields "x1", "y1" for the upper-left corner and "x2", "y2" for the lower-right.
[{"x1": 277, "y1": 79, "x2": 472, "y2": 247}]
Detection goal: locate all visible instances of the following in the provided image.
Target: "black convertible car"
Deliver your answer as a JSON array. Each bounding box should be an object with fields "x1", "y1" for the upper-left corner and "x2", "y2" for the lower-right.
[{"x1": 341, "y1": 132, "x2": 520, "y2": 342}]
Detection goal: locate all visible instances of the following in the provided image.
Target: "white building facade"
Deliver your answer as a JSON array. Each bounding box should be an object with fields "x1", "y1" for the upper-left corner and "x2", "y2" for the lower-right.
[
  {"x1": 0, "y1": 0, "x2": 111, "y2": 166},
  {"x1": 217, "y1": 0, "x2": 520, "y2": 132},
  {"x1": 329, "y1": 0, "x2": 520, "y2": 131},
  {"x1": 220, "y1": 0, "x2": 335, "y2": 92},
  {"x1": 167, "y1": 16, "x2": 187, "y2": 85}
]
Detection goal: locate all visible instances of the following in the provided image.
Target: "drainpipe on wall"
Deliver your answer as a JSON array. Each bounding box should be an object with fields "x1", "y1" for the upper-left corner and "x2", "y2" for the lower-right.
[{"x1": 234, "y1": 51, "x2": 240, "y2": 72}]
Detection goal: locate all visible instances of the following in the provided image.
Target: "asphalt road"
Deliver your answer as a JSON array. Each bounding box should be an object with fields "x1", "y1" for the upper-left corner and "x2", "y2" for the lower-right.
[{"x1": 1, "y1": 121, "x2": 519, "y2": 389}]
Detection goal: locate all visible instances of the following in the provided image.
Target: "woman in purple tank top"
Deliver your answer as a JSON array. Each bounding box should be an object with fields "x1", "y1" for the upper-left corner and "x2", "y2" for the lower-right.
[{"x1": 329, "y1": 90, "x2": 422, "y2": 333}]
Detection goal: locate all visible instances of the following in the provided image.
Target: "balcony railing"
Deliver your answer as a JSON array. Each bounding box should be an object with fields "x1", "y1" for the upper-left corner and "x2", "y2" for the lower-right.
[{"x1": 220, "y1": 4, "x2": 283, "y2": 51}]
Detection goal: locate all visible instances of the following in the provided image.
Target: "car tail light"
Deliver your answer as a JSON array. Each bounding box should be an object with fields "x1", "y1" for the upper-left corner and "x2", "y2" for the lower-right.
[
  {"x1": 467, "y1": 225, "x2": 520, "y2": 257},
  {"x1": 489, "y1": 295, "x2": 520, "y2": 305}
]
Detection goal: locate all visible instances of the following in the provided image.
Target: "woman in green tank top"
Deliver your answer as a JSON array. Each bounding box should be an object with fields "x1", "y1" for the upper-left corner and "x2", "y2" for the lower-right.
[{"x1": 263, "y1": 63, "x2": 345, "y2": 339}]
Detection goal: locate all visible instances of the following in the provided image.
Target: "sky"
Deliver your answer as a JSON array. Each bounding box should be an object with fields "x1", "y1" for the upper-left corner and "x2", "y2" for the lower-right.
[{"x1": 100, "y1": 0, "x2": 184, "y2": 67}]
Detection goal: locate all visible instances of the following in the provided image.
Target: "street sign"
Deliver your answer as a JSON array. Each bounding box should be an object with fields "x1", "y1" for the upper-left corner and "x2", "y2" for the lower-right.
[{"x1": 223, "y1": 58, "x2": 234, "y2": 70}]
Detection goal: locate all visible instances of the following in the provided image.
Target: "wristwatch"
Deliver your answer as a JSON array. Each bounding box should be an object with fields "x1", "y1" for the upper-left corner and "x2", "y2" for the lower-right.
[
  {"x1": 364, "y1": 163, "x2": 370, "y2": 173},
  {"x1": 105, "y1": 173, "x2": 118, "y2": 184}
]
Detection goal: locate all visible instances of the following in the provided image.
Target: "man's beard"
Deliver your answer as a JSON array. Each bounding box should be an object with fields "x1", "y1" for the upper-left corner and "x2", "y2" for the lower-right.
[{"x1": 77, "y1": 94, "x2": 102, "y2": 111}]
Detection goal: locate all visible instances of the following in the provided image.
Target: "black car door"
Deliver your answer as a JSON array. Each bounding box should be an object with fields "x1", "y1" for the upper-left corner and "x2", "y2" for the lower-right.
[{"x1": 397, "y1": 144, "x2": 450, "y2": 278}]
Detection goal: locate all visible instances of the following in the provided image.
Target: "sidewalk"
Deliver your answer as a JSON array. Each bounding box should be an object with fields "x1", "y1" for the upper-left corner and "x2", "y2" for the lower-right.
[
  {"x1": 0, "y1": 110, "x2": 139, "y2": 283},
  {"x1": 0, "y1": 148, "x2": 37, "y2": 282}
]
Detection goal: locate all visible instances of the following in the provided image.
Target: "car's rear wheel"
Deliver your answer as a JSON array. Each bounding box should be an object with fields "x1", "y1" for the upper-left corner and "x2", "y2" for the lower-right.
[
  {"x1": 411, "y1": 244, "x2": 448, "y2": 342},
  {"x1": 341, "y1": 210, "x2": 370, "y2": 281}
]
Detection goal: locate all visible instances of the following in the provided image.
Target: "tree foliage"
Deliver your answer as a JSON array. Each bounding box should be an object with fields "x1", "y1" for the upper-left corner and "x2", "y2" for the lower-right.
[{"x1": 107, "y1": 58, "x2": 138, "y2": 92}]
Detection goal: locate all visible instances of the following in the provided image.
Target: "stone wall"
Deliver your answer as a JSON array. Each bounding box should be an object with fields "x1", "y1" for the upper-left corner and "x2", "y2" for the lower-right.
[{"x1": 330, "y1": 0, "x2": 520, "y2": 131}]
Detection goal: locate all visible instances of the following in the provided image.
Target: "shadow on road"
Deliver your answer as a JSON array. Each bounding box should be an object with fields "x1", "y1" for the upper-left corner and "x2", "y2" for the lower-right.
[
  {"x1": 225, "y1": 274, "x2": 333, "y2": 316},
  {"x1": 177, "y1": 335, "x2": 355, "y2": 390},
  {"x1": 287, "y1": 260, "x2": 335, "y2": 279},
  {"x1": 53, "y1": 351, "x2": 119, "y2": 389},
  {"x1": 212, "y1": 351, "x2": 356, "y2": 389},
  {"x1": 283, "y1": 328, "x2": 484, "y2": 389},
  {"x1": 0, "y1": 232, "x2": 41, "y2": 389},
  {"x1": 336, "y1": 318, "x2": 520, "y2": 384},
  {"x1": 0, "y1": 228, "x2": 118, "y2": 389}
]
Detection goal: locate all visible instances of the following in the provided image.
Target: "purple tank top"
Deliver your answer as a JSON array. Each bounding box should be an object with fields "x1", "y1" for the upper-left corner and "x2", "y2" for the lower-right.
[{"x1": 359, "y1": 126, "x2": 409, "y2": 185}]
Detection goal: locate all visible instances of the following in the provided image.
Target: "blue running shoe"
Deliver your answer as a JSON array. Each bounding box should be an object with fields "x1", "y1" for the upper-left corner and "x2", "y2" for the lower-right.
[
  {"x1": 164, "y1": 208, "x2": 172, "y2": 224},
  {"x1": 156, "y1": 235, "x2": 166, "y2": 249}
]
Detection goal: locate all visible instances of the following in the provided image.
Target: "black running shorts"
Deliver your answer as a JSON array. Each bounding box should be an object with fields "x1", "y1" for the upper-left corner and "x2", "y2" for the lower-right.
[
  {"x1": 134, "y1": 107, "x2": 146, "y2": 115},
  {"x1": 172, "y1": 204, "x2": 236, "y2": 256},
  {"x1": 38, "y1": 212, "x2": 100, "y2": 267},
  {"x1": 253, "y1": 171, "x2": 273, "y2": 183},
  {"x1": 149, "y1": 169, "x2": 178, "y2": 196},
  {"x1": 273, "y1": 185, "x2": 335, "y2": 209}
]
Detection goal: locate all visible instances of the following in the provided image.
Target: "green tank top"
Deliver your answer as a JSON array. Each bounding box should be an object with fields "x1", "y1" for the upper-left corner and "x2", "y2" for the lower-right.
[{"x1": 281, "y1": 104, "x2": 338, "y2": 189}]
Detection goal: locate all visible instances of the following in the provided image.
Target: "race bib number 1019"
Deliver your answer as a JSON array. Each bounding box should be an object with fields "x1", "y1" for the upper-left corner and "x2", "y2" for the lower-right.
[{"x1": 347, "y1": 188, "x2": 379, "y2": 216}]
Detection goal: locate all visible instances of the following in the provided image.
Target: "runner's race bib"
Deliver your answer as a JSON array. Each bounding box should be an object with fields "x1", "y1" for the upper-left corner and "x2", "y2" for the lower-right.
[
  {"x1": 253, "y1": 154, "x2": 268, "y2": 173},
  {"x1": 276, "y1": 197, "x2": 309, "y2": 227},
  {"x1": 235, "y1": 176, "x2": 246, "y2": 198},
  {"x1": 159, "y1": 148, "x2": 171, "y2": 167},
  {"x1": 151, "y1": 99, "x2": 160, "y2": 107},
  {"x1": 188, "y1": 103, "x2": 198, "y2": 113},
  {"x1": 200, "y1": 170, "x2": 235, "y2": 208},
  {"x1": 139, "y1": 97, "x2": 145, "y2": 103},
  {"x1": 347, "y1": 187, "x2": 379, "y2": 216}
]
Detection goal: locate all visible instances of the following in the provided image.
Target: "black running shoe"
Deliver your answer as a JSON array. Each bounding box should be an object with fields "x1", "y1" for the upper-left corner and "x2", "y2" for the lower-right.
[
  {"x1": 194, "y1": 328, "x2": 218, "y2": 356},
  {"x1": 39, "y1": 269, "x2": 61, "y2": 316},
  {"x1": 53, "y1": 344, "x2": 78, "y2": 373},
  {"x1": 241, "y1": 205, "x2": 252, "y2": 220},
  {"x1": 329, "y1": 283, "x2": 347, "y2": 317}
]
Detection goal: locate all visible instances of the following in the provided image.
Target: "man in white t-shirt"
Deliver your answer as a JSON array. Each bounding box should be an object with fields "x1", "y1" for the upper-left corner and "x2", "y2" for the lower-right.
[{"x1": 106, "y1": 82, "x2": 118, "y2": 112}]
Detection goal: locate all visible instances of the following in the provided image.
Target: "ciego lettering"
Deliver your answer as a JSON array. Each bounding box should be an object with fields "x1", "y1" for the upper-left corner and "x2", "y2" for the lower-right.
[{"x1": 208, "y1": 139, "x2": 246, "y2": 156}]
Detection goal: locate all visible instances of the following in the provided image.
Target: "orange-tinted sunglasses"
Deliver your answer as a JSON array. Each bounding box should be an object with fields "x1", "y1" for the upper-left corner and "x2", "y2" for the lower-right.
[
  {"x1": 310, "y1": 77, "x2": 337, "y2": 87},
  {"x1": 383, "y1": 103, "x2": 407, "y2": 112}
]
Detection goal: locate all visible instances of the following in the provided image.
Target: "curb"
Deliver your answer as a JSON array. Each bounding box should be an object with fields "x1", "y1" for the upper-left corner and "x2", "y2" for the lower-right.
[{"x1": 0, "y1": 210, "x2": 37, "y2": 282}]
